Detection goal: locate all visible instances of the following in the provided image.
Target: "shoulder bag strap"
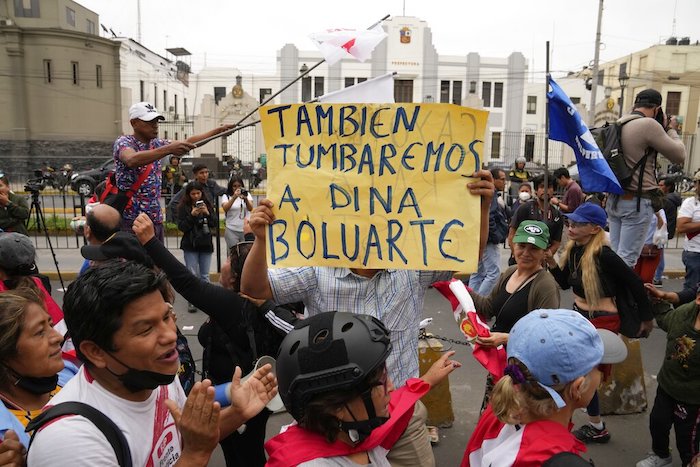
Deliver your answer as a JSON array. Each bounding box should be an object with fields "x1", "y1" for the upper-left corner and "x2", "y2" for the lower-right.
[{"x1": 26, "y1": 401, "x2": 133, "y2": 467}]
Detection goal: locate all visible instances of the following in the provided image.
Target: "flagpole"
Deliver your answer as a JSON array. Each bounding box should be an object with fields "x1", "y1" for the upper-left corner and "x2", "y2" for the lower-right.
[
  {"x1": 194, "y1": 13, "x2": 391, "y2": 148},
  {"x1": 544, "y1": 41, "x2": 550, "y2": 216}
]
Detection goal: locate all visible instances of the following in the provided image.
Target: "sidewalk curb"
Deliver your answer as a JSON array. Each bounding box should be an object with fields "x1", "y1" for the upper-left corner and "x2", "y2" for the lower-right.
[
  {"x1": 43, "y1": 271, "x2": 222, "y2": 282},
  {"x1": 453, "y1": 270, "x2": 686, "y2": 281},
  {"x1": 46, "y1": 270, "x2": 683, "y2": 282}
]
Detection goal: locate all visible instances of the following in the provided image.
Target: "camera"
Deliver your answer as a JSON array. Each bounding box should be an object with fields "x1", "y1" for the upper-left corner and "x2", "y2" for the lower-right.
[
  {"x1": 199, "y1": 216, "x2": 211, "y2": 235},
  {"x1": 240, "y1": 189, "x2": 248, "y2": 197}
]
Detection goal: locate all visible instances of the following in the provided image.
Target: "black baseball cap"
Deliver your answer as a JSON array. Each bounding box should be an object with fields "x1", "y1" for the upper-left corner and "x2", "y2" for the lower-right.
[
  {"x1": 81, "y1": 232, "x2": 153, "y2": 267},
  {"x1": 634, "y1": 89, "x2": 662, "y2": 106}
]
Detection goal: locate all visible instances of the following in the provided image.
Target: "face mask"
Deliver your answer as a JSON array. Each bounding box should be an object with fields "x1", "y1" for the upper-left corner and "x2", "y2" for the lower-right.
[
  {"x1": 14, "y1": 373, "x2": 59, "y2": 395},
  {"x1": 105, "y1": 351, "x2": 175, "y2": 393},
  {"x1": 338, "y1": 387, "x2": 389, "y2": 444},
  {"x1": 655, "y1": 107, "x2": 665, "y2": 127},
  {"x1": 519, "y1": 191, "x2": 532, "y2": 202},
  {"x1": 339, "y1": 416, "x2": 389, "y2": 444}
]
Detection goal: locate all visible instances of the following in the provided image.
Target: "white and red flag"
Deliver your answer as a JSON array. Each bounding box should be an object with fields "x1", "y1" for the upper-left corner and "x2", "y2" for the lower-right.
[
  {"x1": 432, "y1": 279, "x2": 507, "y2": 380},
  {"x1": 309, "y1": 25, "x2": 387, "y2": 65}
]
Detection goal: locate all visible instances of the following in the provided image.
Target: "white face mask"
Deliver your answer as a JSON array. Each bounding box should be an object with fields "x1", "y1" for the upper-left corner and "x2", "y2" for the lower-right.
[{"x1": 519, "y1": 191, "x2": 532, "y2": 202}]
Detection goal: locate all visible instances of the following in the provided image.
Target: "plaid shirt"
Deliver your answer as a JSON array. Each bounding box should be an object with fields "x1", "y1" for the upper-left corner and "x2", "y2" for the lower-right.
[{"x1": 269, "y1": 267, "x2": 453, "y2": 387}]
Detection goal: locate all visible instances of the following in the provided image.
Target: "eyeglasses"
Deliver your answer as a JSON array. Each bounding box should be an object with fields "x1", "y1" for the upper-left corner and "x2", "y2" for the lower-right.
[{"x1": 564, "y1": 219, "x2": 592, "y2": 228}]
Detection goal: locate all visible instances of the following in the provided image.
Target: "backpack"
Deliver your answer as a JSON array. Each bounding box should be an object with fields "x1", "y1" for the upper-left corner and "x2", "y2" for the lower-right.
[
  {"x1": 590, "y1": 114, "x2": 649, "y2": 190},
  {"x1": 100, "y1": 163, "x2": 153, "y2": 214},
  {"x1": 26, "y1": 402, "x2": 133, "y2": 467}
]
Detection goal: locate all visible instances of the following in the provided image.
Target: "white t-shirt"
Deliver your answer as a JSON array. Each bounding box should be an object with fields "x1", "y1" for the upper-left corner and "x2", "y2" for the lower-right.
[
  {"x1": 28, "y1": 366, "x2": 186, "y2": 467},
  {"x1": 678, "y1": 196, "x2": 700, "y2": 253},
  {"x1": 221, "y1": 194, "x2": 253, "y2": 232}
]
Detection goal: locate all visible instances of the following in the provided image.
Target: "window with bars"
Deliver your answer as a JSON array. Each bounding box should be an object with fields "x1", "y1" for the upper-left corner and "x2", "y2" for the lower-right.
[
  {"x1": 482, "y1": 81, "x2": 491, "y2": 107},
  {"x1": 452, "y1": 81, "x2": 462, "y2": 104},
  {"x1": 491, "y1": 132, "x2": 501, "y2": 159},
  {"x1": 96, "y1": 65, "x2": 102, "y2": 88},
  {"x1": 71, "y1": 62, "x2": 79, "y2": 85},
  {"x1": 666, "y1": 92, "x2": 681, "y2": 117},
  {"x1": 527, "y1": 96, "x2": 537, "y2": 114},
  {"x1": 440, "y1": 81, "x2": 450, "y2": 103},
  {"x1": 494, "y1": 82, "x2": 503, "y2": 108}
]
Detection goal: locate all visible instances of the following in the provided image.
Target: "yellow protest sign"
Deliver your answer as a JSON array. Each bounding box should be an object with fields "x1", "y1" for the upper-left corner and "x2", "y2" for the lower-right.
[{"x1": 259, "y1": 103, "x2": 488, "y2": 272}]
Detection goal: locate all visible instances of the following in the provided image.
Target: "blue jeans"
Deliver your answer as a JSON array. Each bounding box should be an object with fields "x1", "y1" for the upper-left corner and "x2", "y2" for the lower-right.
[
  {"x1": 606, "y1": 196, "x2": 653, "y2": 267},
  {"x1": 682, "y1": 250, "x2": 700, "y2": 293},
  {"x1": 469, "y1": 243, "x2": 501, "y2": 295},
  {"x1": 183, "y1": 250, "x2": 212, "y2": 282},
  {"x1": 654, "y1": 249, "x2": 665, "y2": 282}
]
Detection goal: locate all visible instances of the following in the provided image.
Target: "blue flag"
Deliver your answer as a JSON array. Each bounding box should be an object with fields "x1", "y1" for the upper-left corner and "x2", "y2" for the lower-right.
[{"x1": 547, "y1": 76, "x2": 623, "y2": 194}]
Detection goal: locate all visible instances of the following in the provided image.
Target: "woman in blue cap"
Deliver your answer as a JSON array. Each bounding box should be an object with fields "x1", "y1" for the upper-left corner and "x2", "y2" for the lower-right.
[
  {"x1": 463, "y1": 308, "x2": 627, "y2": 466},
  {"x1": 544, "y1": 202, "x2": 653, "y2": 444}
]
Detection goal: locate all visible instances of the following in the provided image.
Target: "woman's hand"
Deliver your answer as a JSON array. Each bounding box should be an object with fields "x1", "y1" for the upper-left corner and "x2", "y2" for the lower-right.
[
  {"x1": 475, "y1": 332, "x2": 508, "y2": 347},
  {"x1": 421, "y1": 350, "x2": 461, "y2": 387}
]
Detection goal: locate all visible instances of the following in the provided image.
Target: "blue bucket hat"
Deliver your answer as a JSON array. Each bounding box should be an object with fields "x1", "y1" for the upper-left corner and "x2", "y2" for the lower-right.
[{"x1": 507, "y1": 309, "x2": 627, "y2": 408}]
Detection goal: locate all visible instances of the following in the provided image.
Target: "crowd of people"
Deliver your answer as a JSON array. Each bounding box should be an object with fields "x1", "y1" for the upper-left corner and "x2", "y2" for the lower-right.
[{"x1": 0, "y1": 90, "x2": 697, "y2": 467}]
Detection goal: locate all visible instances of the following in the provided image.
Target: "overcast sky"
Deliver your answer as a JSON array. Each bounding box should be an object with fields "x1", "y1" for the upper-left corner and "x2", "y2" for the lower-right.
[{"x1": 78, "y1": 0, "x2": 699, "y2": 80}]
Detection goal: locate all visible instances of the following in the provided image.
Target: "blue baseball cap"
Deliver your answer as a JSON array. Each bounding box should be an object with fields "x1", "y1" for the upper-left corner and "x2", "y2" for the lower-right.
[
  {"x1": 507, "y1": 309, "x2": 627, "y2": 408},
  {"x1": 564, "y1": 203, "x2": 607, "y2": 228}
]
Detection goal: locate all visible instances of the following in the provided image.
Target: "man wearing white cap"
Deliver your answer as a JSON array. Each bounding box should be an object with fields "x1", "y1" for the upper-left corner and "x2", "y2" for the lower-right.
[{"x1": 114, "y1": 102, "x2": 233, "y2": 241}]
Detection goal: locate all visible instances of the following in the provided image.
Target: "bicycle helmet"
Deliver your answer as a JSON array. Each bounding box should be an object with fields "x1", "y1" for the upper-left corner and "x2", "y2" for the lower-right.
[
  {"x1": 515, "y1": 156, "x2": 527, "y2": 164},
  {"x1": 277, "y1": 312, "x2": 391, "y2": 422}
]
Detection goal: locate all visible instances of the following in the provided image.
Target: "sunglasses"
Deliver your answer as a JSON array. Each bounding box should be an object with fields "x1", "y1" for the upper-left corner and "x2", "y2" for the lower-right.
[
  {"x1": 229, "y1": 241, "x2": 254, "y2": 259},
  {"x1": 564, "y1": 219, "x2": 592, "y2": 228}
]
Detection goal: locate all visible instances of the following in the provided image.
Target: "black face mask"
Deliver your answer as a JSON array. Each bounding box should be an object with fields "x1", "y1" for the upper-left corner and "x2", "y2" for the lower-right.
[
  {"x1": 655, "y1": 107, "x2": 665, "y2": 127},
  {"x1": 339, "y1": 416, "x2": 389, "y2": 444},
  {"x1": 338, "y1": 388, "x2": 389, "y2": 444},
  {"x1": 14, "y1": 373, "x2": 59, "y2": 395},
  {"x1": 104, "y1": 351, "x2": 175, "y2": 393}
]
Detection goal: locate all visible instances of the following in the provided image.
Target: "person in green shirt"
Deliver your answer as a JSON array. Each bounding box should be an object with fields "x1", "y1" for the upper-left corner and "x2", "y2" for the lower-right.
[
  {"x1": 637, "y1": 291, "x2": 700, "y2": 467},
  {"x1": 0, "y1": 174, "x2": 29, "y2": 236}
]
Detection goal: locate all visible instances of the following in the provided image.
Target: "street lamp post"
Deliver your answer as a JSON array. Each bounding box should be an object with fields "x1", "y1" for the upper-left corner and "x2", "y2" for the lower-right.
[{"x1": 618, "y1": 72, "x2": 629, "y2": 117}]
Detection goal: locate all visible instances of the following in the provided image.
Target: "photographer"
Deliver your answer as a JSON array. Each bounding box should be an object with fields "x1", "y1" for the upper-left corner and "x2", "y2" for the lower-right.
[
  {"x1": 221, "y1": 175, "x2": 254, "y2": 249},
  {"x1": 0, "y1": 173, "x2": 29, "y2": 236},
  {"x1": 177, "y1": 181, "x2": 216, "y2": 313}
]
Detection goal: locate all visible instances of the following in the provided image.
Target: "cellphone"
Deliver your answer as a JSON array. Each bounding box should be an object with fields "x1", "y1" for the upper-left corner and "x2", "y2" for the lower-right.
[{"x1": 195, "y1": 200, "x2": 205, "y2": 207}]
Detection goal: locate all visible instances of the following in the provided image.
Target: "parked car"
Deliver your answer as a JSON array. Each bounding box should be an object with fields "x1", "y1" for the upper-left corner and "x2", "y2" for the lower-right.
[{"x1": 70, "y1": 158, "x2": 114, "y2": 196}]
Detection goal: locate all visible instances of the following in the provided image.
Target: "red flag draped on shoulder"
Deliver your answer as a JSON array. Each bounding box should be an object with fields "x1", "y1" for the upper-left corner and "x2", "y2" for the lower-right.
[
  {"x1": 432, "y1": 279, "x2": 506, "y2": 380},
  {"x1": 309, "y1": 25, "x2": 387, "y2": 65}
]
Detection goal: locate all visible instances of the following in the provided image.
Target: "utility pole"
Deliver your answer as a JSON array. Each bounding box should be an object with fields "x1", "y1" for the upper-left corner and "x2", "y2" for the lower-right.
[
  {"x1": 137, "y1": 0, "x2": 142, "y2": 43},
  {"x1": 589, "y1": 0, "x2": 603, "y2": 126}
]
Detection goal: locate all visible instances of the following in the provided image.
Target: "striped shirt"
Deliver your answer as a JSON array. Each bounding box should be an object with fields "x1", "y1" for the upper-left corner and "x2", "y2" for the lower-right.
[{"x1": 269, "y1": 267, "x2": 452, "y2": 387}]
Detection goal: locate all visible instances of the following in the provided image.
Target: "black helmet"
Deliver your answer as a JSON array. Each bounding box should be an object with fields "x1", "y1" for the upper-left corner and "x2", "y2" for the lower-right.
[{"x1": 276, "y1": 312, "x2": 391, "y2": 421}]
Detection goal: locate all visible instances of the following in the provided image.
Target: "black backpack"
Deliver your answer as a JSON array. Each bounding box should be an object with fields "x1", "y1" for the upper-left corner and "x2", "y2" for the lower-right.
[
  {"x1": 590, "y1": 114, "x2": 648, "y2": 190},
  {"x1": 26, "y1": 402, "x2": 132, "y2": 467}
]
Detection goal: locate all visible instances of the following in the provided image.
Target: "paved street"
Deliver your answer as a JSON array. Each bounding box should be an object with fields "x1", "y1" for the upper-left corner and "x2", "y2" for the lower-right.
[{"x1": 35, "y1": 243, "x2": 689, "y2": 466}]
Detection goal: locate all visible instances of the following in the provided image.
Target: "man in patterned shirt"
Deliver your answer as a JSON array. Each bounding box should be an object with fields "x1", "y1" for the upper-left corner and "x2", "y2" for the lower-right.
[
  {"x1": 241, "y1": 170, "x2": 495, "y2": 467},
  {"x1": 114, "y1": 102, "x2": 232, "y2": 241}
]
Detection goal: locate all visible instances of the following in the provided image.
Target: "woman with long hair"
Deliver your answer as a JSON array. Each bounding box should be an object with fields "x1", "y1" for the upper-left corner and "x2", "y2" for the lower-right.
[
  {"x1": 545, "y1": 203, "x2": 653, "y2": 445},
  {"x1": 177, "y1": 182, "x2": 216, "y2": 312},
  {"x1": 222, "y1": 175, "x2": 254, "y2": 250},
  {"x1": 463, "y1": 309, "x2": 627, "y2": 466}
]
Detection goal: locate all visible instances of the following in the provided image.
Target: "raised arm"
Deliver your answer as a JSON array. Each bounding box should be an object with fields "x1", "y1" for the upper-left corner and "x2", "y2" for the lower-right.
[{"x1": 240, "y1": 199, "x2": 275, "y2": 300}]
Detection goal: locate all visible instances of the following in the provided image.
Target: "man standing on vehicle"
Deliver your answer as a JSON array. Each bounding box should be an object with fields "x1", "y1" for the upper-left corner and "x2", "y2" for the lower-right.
[
  {"x1": 605, "y1": 89, "x2": 686, "y2": 267},
  {"x1": 114, "y1": 102, "x2": 233, "y2": 241}
]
